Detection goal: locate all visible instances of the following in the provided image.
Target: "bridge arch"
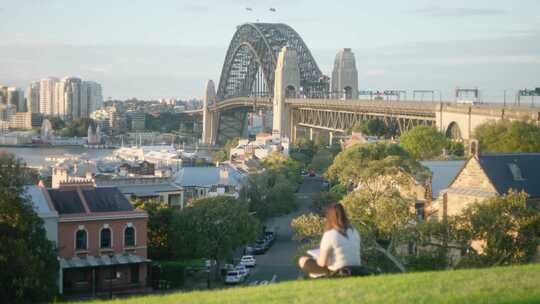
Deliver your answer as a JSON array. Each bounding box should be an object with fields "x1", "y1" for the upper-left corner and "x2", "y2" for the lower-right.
[
  {"x1": 445, "y1": 121, "x2": 462, "y2": 140},
  {"x1": 216, "y1": 23, "x2": 326, "y2": 101}
]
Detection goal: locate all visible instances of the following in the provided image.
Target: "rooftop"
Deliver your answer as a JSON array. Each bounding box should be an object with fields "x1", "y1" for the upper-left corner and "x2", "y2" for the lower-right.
[
  {"x1": 47, "y1": 186, "x2": 134, "y2": 215},
  {"x1": 478, "y1": 153, "x2": 540, "y2": 198}
]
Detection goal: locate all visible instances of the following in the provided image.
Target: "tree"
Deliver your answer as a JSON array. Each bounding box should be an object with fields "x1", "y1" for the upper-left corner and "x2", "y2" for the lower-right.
[
  {"x1": 212, "y1": 137, "x2": 239, "y2": 163},
  {"x1": 325, "y1": 142, "x2": 429, "y2": 188},
  {"x1": 453, "y1": 191, "x2": 540, "y2": 267},
  {"x1": 400, "y1": 125, "x2": 447, "y2": 160},
  {"x1": 133, "y1": 199, "x2": 175, "y2": 260},
  {"x1": 446, "y1": 141, "x2": 465, "y2": 157},
  {"x1": 242, "y1": 167, "x2": 298, "y2": 221},
  {"x1": 59, "y1": 118, "x2": 94, "y2": 137},
  {"x1": 47, "y1": 116, "x2": 65, "y2": 130},
  {"x1": 340, "y1": 189, "x2": 416, "y2": 272},
  {"x1": 309, "y1": 148, "x2": 334, "y2": 174},
  {"x1": 169, "y1": 196, "x2": 260, "y2": 276},
  {"x1": 0, "y1": 153, "x2": 58, "y2": 303},
  {"x1": 353, "y1": 119, "x2": 387, "y2": 137},
  {"x1": 474, "y1": 120, "x2": 540, "y2": 153},
  {"x1": 260, "y1": 152, "x2": 303, "y2": 185}
]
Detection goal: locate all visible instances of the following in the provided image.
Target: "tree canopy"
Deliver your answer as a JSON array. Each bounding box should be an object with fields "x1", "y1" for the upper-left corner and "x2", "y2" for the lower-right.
[
  {"x1": 353, "y1": 119, "x2": 388, "y2": 137},
  {"x1": 58, "y1": 118, "x2": 94, "y2": 137},
  {"x1": 473, "y1": 120, "x2": 540, "y2": 153},
  {"x1": 134, "y1": 199, "x2": 175, "y2": 260},
  {"x1": 241, "y1": 152, "x2": 302, "y2": 220},
  {"x1": 170, "y1": 196, "x2": 260, "y2": 262},
  {"x1": 212, "y1": 137, "x2": 240, "y2": 163},
  {"x1": 0, "y1": 153, "x2": 58, "y2": 303},
  {"x1": 453, "y1": 191, "x2": 540, "y2": 267},
  {"x1": 325, "y1": 142, "x2": 430, "y2": 187},
  {"x1": 400, "y1": 125, "x2": 447, "y2": 160}
]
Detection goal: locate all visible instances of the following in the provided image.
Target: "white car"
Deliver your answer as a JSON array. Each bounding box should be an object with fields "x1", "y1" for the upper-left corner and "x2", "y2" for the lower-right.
[
  {"x1": 240, "y1": 255, "x2": 256, "y2": 267},
  {"x1": 225, "y1": 271, "x2": 244, "y2": 284},
  {"x1": 234, "y1": 264, "x2": 250, "y2": 277}
]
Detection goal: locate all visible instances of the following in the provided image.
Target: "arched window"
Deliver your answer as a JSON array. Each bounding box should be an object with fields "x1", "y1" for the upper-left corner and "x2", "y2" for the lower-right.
[
  {"x1": 285, "y1": 85, "x2": 296, "y2": 98},
  {"x1": 125, "y1": 226, "x2": 135, "y2": 247},
  {"x1": 100, "y1": 228, "x2": 112, "y2": 248},
  {"x1": 75, "y1": 229, "x2": 87, "y2": 250}
]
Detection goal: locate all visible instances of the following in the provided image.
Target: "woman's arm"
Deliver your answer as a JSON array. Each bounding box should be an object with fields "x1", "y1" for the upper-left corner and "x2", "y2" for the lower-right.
[{"x1": 317, "y1": 231, "x2": 332, "y2": 267}]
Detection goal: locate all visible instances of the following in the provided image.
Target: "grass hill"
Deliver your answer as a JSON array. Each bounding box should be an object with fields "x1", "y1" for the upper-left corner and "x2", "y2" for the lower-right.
[{"x1": 78, "y1": 263, "x2": 540, "y2": 304}]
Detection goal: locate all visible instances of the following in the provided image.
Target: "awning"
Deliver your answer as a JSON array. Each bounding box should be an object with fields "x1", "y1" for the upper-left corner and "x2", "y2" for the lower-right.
[{"x1": 60, "y1": 254, "x2": 151, "y2": 269}]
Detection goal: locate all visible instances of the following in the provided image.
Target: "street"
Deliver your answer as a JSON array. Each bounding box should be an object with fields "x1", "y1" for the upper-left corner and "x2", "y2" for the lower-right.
[{"x1": 246, "y1": 177, "x2": 323, "y2": 284}]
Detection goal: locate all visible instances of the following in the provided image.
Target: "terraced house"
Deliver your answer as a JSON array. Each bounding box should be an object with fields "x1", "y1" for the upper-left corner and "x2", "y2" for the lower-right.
[{"x1": 28, "y1": 180, "x2": 150, "y2": 296}]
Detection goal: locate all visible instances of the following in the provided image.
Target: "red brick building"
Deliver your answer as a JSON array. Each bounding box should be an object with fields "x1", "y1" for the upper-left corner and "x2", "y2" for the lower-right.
[{"x1": 39, "y1": 181, "x2": 149, "y2": 296}]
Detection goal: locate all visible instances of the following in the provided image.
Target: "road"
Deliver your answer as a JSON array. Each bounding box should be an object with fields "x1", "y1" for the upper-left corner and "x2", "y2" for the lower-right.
[{"x1": 246, "y1": 177, "x2": 322, "y2": 284}]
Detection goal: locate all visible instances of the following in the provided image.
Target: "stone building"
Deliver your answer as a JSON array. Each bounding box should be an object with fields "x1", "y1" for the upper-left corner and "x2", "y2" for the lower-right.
[{"x1": 431, "y1": 152, "x2": 540, "y2": 219}]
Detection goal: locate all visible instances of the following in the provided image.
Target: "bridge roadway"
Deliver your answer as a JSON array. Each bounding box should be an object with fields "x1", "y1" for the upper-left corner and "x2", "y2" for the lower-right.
[{"x1": 193, "y1": 97, "x2": 540, "y2": 142}]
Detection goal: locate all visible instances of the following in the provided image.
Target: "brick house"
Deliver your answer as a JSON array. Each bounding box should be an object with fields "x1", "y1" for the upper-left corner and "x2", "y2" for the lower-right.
[{"x1": 35, "y1": 180, "x2": 150, "y2": 296}]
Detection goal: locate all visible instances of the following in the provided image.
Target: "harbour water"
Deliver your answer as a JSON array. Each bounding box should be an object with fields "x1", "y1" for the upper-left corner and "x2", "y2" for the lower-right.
[{"x1": 0, "y1": 146, "x2": 113, "y2": 167}]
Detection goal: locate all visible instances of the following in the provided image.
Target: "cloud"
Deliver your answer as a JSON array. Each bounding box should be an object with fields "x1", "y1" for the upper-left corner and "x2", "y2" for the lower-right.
[{"x1": 415, "y1": 6, "x2": 507, "y2": 17}]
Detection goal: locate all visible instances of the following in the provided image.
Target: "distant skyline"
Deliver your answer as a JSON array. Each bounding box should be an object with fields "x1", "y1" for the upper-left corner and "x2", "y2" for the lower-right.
[{"x1": 0, "y1": 0, "x2": 539, "y2": 101}]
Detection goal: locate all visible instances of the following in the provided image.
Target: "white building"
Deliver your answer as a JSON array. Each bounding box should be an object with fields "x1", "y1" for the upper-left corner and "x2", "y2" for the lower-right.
[
  {"x1": 230, "y1": 133, "x2": 290, "y2": 162},
  {"x1": 25, "y1": 185, "x2": 59, "y2": 245},
  {"x1": 39, "y1": 77, "x2": 59, "y2": 115}
]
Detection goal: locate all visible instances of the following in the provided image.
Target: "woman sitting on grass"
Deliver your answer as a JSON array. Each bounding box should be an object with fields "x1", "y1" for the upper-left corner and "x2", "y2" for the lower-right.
[{"x1": 298, "y1": 203, "x2": 361, "y2": 278}]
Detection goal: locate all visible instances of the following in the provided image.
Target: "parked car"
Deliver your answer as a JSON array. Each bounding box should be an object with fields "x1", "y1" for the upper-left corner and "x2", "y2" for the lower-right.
[
  {"x1": 240, "y1": 255, "x2": 256, "y2": 267},
  {"x1": 244, "y1": 245, "x2": 255, "y2": 255},
  {"x1": 225, "y1": 271, "x2": 244, "y2": 284},
  {"x1": 234, "y1": 264, "x2": 250, "y2": 277},
  {"x1": 255, "y1": 240, "x2": 268, "y2": 251},
  {"x1": 252, "y1": 244, "x2": 266, "y2": 255},
  {"x1": 220, "y1": 263, "x2": 235, "y2": 276}
]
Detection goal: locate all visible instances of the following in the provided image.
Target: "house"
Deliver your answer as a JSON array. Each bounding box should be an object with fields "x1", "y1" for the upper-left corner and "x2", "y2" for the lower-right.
[
  {"x1": 97, "y1": 175, "x2": 184, "y2": 208},
  {"x1": 29, "y1": 181, "x2": 150, "y2": 296},
  {"x1": 175, "y1": 165, "x2": 245, "y2": 203},
  {"x1": 431, "y1": 152, "x2": 540, "y2": 219},
  {"x1": 341, "y1": 131, "x2": 371, "y2": 149}
]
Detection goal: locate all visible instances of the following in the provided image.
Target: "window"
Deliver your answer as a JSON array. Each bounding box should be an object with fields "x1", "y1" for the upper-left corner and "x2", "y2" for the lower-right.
[
  {"x1": 100, "y1": 228, "x2": 112, "y2": 248},
  {"x1": 125, "y1": 226, "x2": 135, "y2": 247},
  {"x1": 508, "y1": 163, "x2": 525, "y2": 181},
  {"x1": 75, "y1": 229, "x2": 87, "y2": 250}
]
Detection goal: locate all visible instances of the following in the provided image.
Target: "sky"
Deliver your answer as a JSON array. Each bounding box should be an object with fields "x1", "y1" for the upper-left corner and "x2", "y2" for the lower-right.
[{"x1": 0, "y1": 0, "x2": 539, "y2": 101}]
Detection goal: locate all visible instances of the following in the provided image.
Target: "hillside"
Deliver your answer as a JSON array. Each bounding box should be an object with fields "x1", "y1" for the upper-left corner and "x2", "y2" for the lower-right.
[{"x1": 79, "y1": 263, "x2": 540, "y2": 304}]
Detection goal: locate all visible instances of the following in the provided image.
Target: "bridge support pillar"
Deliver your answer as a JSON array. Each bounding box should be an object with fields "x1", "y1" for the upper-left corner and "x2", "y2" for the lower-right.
[
  {"x1": 329, "y1": 132, "x2": 334, "y2": 146},
  {"x1": 273, "y1": 46, "x2": 300, "y2": 140},
  {"x1": 331, "y1": 48, "x2": 358, "y2": 100},
  {"x1": 202, "y1": 80, "x2": 217, "y2": 145},
  {"x1": 309, "y1": 128, "x2": 314, "y2": 141}
]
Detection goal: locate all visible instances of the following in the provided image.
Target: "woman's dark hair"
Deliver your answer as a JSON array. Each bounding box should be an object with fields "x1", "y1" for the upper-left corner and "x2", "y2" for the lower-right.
[{"x1": 325, "y1": 203, "x2": 351, "y2": 237}]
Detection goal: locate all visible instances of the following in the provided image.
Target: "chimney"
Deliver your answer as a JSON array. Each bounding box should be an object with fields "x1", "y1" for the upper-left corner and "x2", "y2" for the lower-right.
[{"x1": 469, "y1": 139, "x2": 480, "y2": 158}]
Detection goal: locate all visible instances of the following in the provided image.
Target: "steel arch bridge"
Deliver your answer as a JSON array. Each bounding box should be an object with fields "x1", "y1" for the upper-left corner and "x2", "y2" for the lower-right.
[{"x1": 216, "y1": 23, "x2": 329, "y2": 101}]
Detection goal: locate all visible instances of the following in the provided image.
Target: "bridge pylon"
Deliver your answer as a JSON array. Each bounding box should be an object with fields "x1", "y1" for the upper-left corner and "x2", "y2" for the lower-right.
[
  {"x1": 202, "y1": 80, "x2": 218, "y2": 145},
  {"x1": 331, "y1": 48, "x2": 358, "y2": 100},
  {"x1": 272, "y1": 46, "x2": 300, "y2": 140}
]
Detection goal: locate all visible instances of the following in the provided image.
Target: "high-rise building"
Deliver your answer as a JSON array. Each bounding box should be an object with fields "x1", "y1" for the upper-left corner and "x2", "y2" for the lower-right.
[
  {"x1": 84, "y1": 81, "x2": 103, "y2": 113},
  {"x1": 7, "y1": 87, "x2": 25, "y2": 112},
  {"x1": 56, "y1": 77, "x2": 83, "y2": 119},
  {"x1": 26, "y1": 81, "x2": 40, "y2": 113},
  {"x1": 39, "y1": 77, "x2": 59, "y2": 115}
]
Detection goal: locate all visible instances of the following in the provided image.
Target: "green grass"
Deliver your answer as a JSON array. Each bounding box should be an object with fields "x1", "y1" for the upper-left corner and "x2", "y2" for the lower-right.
[{"x1": 77, "y1": 263, "x2": 540, "y2": 304}]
